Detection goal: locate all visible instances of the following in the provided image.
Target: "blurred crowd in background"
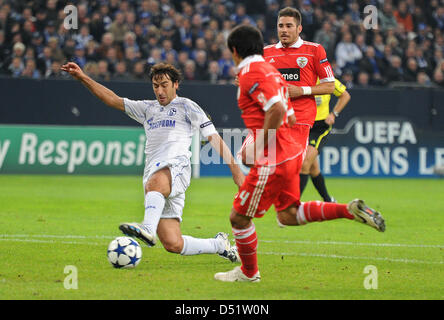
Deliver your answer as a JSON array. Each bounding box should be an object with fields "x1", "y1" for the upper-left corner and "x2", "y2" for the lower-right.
[{"x1": 2, "y1": 0, "x2": 444, "y2": 88}]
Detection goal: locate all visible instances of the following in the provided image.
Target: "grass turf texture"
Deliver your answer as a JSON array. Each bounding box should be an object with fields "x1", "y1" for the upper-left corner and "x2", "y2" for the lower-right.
[{"x1": 0, "y1": 175, "x2": 443, "y2": 300}]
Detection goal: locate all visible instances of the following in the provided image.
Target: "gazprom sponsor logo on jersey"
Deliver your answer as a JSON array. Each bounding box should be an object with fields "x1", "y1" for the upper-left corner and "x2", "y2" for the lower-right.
[
  {"x1": 278, "y1": 68, "x2": 300, "y2": 82},
  {"x1": 147, "y1": 117, "x2": 176, "y2": 130}
]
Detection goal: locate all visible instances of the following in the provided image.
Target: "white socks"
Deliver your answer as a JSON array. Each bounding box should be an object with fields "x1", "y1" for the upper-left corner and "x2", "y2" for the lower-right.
[
  {"x1": 142, "y1": 191, "x2": 224, "y2": 256},
  {"x1": 142, "y1": 191, "x2": 166, "y2": 234},
  {"x1": 180, "y1": 235, "x2": 224, "y2": 256}
]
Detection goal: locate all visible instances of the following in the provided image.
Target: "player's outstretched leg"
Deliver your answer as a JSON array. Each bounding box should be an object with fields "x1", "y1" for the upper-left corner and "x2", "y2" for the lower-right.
[
  {"x1": 347, "y1": 199, "x2": 386, "y2": 232},
  {"x1": 215, "y1": 232, "x2": 241, "y2": 263},
  {"x1": 119, "y1": 222, "x2": 156, "y2": 247},
  {"x1": 277, "y1": 200, "x2": 385, "y2": 232},
  {"x1": 214, "y1": 266, "x2": 261, "y2": 282},
  {"x1": 178, "y1": 232, "x2": 240, "y2": 262}
]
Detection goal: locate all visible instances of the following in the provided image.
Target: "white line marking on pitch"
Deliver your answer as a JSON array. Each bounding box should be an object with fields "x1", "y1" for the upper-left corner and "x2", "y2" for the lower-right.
[
  {"x1": 0, "y1": 238, "x2": 103, "y2": 246},
  {"x1": 260, "y1": 251, "x2": 444, "y2": 265},
  {"x1": 0, "y1": 236, "x2": 442, "y2": 265},
  {"x1": 0, "y1": 238, "x2": 163, "y2": 249},
  {"x1": 260, "y1": 239, "x2": 444, "y2": 249},
  {"x1": 0, "y1": 234, "x2": 115, "y2": 240},
  {"x1": 1, "y1": 234, "x2": 443, "y2": 249}
]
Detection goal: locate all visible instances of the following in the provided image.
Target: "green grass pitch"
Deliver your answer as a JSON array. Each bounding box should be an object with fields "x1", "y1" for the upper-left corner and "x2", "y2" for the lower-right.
[{"x1": 0, "y1": 175, "x2": 443, "y2": 300}]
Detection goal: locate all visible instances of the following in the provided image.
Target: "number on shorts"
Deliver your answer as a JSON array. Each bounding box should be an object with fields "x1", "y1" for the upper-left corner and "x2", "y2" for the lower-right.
[{"x1": 239, "y1": 190, "x2": 250, "y2": 206}]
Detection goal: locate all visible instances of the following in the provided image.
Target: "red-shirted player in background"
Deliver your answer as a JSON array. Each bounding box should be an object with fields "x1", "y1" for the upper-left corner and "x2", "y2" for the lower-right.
[
  {"x1": 215, "y1": 25, "x2": 385, "y2": 283},
  {"x1": 264, "y1": 7, "x2": 335, "y2": 129},
  {"x1": 263, "y1": 7, "x2": 336, "y2": 199},
  {"x1": 262, "y1": 8, "x2": 386, "y2": 232}
]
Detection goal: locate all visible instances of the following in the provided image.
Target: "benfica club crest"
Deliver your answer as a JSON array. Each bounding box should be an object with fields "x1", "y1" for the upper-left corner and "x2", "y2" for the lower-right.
[{"x1": 297, "y1": 57, "x2": 308, "y2": 68}]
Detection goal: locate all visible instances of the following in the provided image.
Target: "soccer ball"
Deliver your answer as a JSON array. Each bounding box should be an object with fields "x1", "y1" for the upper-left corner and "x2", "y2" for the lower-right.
[{"x1": 107, "y1": 237, "x2": 142, "y2": 269}]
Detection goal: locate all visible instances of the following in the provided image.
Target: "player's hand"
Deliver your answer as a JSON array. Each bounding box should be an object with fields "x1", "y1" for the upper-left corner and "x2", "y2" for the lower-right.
[
  {"x1": 325, "y1": 112, "x2": 336, "y2": 126},
  {"x1": 61, "y1": 62, "x2": 85, "y2": 80},
  {"x1": 242, "y1": 143, "x2": 256, "y2": 168},
  {"x1": 287, "y1": 114, "x2": 296, "y2": 127},
  {"x1": 232, "y1": 170, "x2": 245, "y2": 188},
  {"x1": 234, "y1": 76, "x2": 239, "y2": 87},
  {"x1": 288, "y1": 85, "x2": 303, "y2": 98}
]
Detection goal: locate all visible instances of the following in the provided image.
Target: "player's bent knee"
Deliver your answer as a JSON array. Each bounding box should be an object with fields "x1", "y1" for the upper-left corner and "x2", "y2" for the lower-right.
[
  {"x1": 229, "y1": 209, "x2": 251, "y2": 230},
  {"x1": 145, "y1": 168, "x2": 172, "y2": 197},
  {"x1": 162, "y1": 239, "x2": 183, "y2": 254},
  {"x1": 301, "y1": 162, "x2": 312, "y2": 174},
  {"x1": 276, "y1": 214, "x2": 287, "y2": 228},
  {"x1": 145, "y1": 180, "x2": 171, "y2": 198},
  {"x1": 277, "y1": 207, "x2": 299, "y2": 226},
  {"x1": 310, "y1": 167, "x2": 321, "y2": 177}
]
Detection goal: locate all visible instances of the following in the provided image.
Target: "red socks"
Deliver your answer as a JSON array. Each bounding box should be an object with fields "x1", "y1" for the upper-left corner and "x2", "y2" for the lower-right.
[
  {"x1": 232, "y1": 224, "x2": 258, "y2": 278},
  {"x1": 297, "y1": 201, "x2": 354, "y2": 224},
  {"x1": 232, "y1": 203, "x2": 354, "y2": 277}
]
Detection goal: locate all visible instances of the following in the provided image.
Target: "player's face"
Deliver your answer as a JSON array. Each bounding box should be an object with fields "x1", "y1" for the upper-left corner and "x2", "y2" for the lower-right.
[
  {"x1": 230, "y1": 47, "x2": 243, "y2": 66},
  {"x1": 277, "y1": 16, "x2": 302, "y2": 47},
  {"x1": 152, "y1": 74, "x2": 179, "y2": 106}
]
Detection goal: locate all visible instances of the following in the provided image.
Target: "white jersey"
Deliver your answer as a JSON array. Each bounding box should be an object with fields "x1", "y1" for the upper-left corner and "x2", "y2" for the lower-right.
[{"x1": 124, "y1": 96, "x2": 217, "y2": 166}]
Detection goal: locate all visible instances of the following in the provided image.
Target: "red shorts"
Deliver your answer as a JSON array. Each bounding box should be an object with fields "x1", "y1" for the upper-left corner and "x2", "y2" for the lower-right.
[
  {"x1": 291, "y1": 124, "x2": 310, "y2": 154},
  {"x1": 233, "y1": 124, "x2": 311, "y2": 218},
  {"x1": 233, "y1": 156, "x2": 303, "y2": 218}
]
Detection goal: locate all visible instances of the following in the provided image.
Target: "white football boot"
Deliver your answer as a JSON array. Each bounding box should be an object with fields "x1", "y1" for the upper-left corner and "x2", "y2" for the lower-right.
[
  {"x1": 119, "y1": 222, "x2": 156, "y2": 247},
  {"x1": 214, "y1": 266, "x2": 261, "y2": 282},
  {"x1": 347, "y1": 199, "x2": 386, "y2": 232},
  {"x1": 215, "y1": 232, "x2": 240, "y2": 263}
]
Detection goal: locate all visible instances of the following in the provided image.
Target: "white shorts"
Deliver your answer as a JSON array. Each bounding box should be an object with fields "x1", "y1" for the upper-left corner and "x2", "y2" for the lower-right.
[{"x1": 143, "y1": 156, "x2": 191, "y2": 222}]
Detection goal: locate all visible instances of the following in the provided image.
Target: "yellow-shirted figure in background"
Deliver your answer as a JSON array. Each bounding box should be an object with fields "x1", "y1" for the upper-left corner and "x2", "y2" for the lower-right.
[{"x1": 299, "y1": 78, "x2": 351, "y2": 202}]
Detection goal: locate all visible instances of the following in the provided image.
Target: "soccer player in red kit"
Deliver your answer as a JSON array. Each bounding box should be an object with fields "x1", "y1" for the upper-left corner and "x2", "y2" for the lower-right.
[
  {"x1": 215, "y1": 25, "x2": 385, "y2": 283},
  {"x1": 262, "y1": 7, "x2": 385, "y2": 231},
  {"x1": 263, "y1": 7, "x2": 336, "y2": 192},
  {"x1": 265, "y1": 7, "x2": 335, "y2": 126}
]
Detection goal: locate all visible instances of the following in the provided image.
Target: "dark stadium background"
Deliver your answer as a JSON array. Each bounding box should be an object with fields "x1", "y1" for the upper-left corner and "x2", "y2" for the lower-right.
[{"x1": 1, "y1": 0, "x2": 444, "y2": 86}]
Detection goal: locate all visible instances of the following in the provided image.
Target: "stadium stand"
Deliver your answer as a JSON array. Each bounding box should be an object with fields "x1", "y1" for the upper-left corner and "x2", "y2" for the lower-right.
[{"x1": 0, "y1": 0, "x2": 443, "y2": 88}]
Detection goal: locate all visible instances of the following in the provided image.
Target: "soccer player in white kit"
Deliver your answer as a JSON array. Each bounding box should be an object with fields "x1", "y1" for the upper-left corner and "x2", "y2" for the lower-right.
[{"x1": 61, "y1": 62, "x2": 243, "y2": 261}]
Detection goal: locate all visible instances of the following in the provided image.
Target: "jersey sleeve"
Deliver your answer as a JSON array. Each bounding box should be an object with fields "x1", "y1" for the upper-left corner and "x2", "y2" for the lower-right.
[
  {"x1": 186, "y1": 99, "x2": 218, "y2": 138},
  {"x1": 333, "y1": 79, "x2": 347, "y2": 97},
  {"x1": 241, "y1": 70, "x2": 286, "y2": 112},
  {"x1": 124, "y1": 98, "x2": 148, "y2": 124},
  {"x1": 315, "y1": 44, "x2": 335, "y2": 84}
]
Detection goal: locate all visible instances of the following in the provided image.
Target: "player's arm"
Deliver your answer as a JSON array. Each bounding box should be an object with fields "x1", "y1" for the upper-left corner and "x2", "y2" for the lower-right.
[
  {"x1": 263, "y1": 101, "x2": 286, "y2": 143},
  {"x1": 242, "y1": 101, "x2": 286, "y2": 165},
  {"x1": 190, "y1": 100, "x2": 245, "y2": 187},
  {"x1": 289, "y1": 44, "x2": 336, "y2": 98},
  {"x1": 208, "y1": 134, "x2": 245, "y2": 188},
  {"x1": 288, "y1": 81, "x2": 335, "y2": 98},
  {"x1": 324, "y1": 79, "x2": 351, "y2": 125},
  {"x1": 286, "y1": 108, "x2": 296, "y2": 127},
  {"x1": 325, "y1": 89, "x2": 351, "y2": 126},
  {"x1": 61, "y1": 62, "x2": 124, "y2": 111}
]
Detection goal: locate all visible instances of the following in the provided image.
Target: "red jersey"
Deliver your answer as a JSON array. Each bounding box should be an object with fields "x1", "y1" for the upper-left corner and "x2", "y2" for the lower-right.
[
  {"x1": 236, "y1": 55, "x2": 302, "y2": 166},
  {"x1": 263, "y1": 37, "x2": 335, "y2": 126}
]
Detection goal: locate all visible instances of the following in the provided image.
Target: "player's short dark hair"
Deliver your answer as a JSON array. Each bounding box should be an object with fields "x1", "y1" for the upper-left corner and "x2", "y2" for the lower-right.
[
  {"x1": 149, "y1": 63, "x2": 182, "y2": 84},
  {"x1": 278, "y1": 7, "x2": 302, "y2": 25},
  {"x1": 227, "y1": 25, "x2": 264, "y2": 59}
]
